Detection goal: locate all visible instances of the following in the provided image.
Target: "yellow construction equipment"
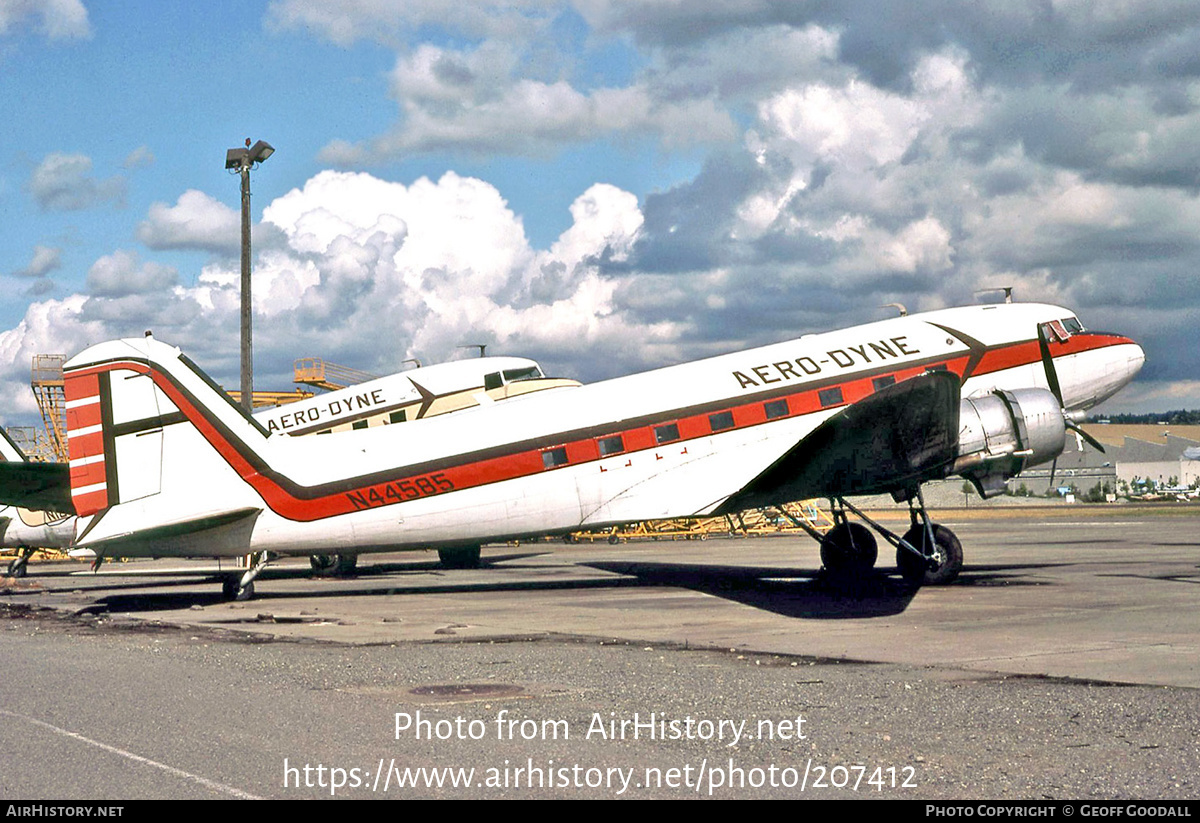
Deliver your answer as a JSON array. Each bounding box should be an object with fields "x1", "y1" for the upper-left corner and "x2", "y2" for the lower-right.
[{"x1": 294, "y1": 358, "x2": 379, "y2": 391}]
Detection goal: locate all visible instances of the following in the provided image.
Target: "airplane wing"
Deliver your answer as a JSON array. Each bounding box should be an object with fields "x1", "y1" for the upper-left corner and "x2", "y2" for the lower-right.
[
  {"x1": 0, "y1": 461, "x2": 73, "y2": 514},
  {"x1": 718, "y1": 370, "x2": 961, "y2": 512}
]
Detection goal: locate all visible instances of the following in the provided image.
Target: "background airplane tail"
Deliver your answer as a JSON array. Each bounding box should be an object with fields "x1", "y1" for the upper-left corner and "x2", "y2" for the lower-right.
[{"x1": 0, "y1": 427, "x2": 27, "y2": 463}]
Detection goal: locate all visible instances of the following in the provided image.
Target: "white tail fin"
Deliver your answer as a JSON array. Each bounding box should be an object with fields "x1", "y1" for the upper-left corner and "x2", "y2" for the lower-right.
[
  {"x1": 0, "y1": 428, "x2": 27, "y2": 463},
  {"x1": 63, "y1": 336, "x2": 270, "y2": 554}
]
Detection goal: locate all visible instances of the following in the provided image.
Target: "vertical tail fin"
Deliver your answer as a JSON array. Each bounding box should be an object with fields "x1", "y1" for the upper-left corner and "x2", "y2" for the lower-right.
[
  {"x1": 63, "y1": 336, "x2": 269, "y2": 554},
  {"x1": 0, "y1": 427, "x2": 27, "y2": 463}
]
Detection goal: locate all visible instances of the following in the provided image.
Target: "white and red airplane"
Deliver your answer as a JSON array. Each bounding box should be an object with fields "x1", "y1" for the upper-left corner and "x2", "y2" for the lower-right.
[{"x1": 3, "y1": 300, "x2": 1144, "y2": 599}]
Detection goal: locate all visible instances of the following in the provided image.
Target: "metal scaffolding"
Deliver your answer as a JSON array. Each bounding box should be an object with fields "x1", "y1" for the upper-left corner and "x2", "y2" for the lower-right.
[
  {"x1": 293, "y1": 358, "x2": 379, "y2": 391},
  {"x1": 30, "y1": 355, "x2": 67, "y2": 463}
]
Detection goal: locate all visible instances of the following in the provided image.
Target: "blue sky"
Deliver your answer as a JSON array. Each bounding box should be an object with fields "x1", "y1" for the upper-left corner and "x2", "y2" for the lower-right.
[{"x1": 4, "y1": 0, "x2": 1200, "y2": 424}]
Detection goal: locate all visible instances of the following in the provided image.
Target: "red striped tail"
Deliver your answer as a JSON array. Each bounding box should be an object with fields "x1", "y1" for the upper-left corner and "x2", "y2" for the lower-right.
[{"x1": 64, "y1": 371, "x2": 111, "y2": 517}]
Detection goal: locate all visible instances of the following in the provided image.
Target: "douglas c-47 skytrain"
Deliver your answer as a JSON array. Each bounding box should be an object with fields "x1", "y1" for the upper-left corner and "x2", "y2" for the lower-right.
[{"x1": 0, "y1": 301, "x2": 1144, "y2": 600}]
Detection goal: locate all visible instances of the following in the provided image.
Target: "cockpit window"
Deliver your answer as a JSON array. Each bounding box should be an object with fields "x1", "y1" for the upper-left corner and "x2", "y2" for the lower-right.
[
  {"x1": 502, "y1": 366, "x2": 542, "y2": 383},
  {"x1": 1062, "y1": 316, "x2": 1083, "y2": 333}
]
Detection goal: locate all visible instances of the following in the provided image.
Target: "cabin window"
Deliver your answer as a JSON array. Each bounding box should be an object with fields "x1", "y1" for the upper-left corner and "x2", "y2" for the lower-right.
[
  {"x1": 764, "y1": 399, "x2": 789, "y2": 420},
  {"x1": 542, "y1": 447, "x2": 568, "y2": 469},
  {"x1": 484, "y1": 372, "x2": 503, "y2": 391},
  {"x1": 598, "y1": 435, "x2": 625, "y2": 456},
  {"x1": 925, "y1": 363, "x2": 948, "y2": 373},
  {"x1": 708, "y1": 411, "x2": 735, "y2": 432},
  {"x1": 352, "y1": 420, "x2": 368, "y2": 430},
  {"x1": 654, "y1": 423, "x2": 680, "y2": 444},
  {"x1": 872, "y1": 375, "x2": 896, "y2": 391},
  {"x1": 389, "y1": 410, "x2": 406, "y2": 424},
  {"x1": 818, "y1": 387, "x2": 843, "y2": 407}
]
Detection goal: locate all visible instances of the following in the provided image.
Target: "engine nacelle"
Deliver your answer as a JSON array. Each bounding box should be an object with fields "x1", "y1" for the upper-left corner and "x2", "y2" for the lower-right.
[{"x1": 953, "y1": 388, "x2": 1066, "y2": 498}]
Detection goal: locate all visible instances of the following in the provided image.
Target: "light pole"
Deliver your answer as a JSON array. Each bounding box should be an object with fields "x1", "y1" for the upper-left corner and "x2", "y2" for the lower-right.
[{"x1": 224, "y1": 138, "x2": 274, "y2": 412}]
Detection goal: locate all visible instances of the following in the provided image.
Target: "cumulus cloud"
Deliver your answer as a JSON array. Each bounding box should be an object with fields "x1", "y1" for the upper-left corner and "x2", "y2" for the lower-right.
[
  {"x1": 85, "y1": 250, "x2": 178, "y2": 297},
  {"x1": 0, "y1": 0, "x2": 91, "y2": 40},
  {"x1": 8, "y1": 1, "x2": 1200, "y2": 419},
  {"x1": 137, "y1": 190, "x2": 241, "y2": 254},
  {"x1": 265, "y1": 0, "x2": 551, "y2": 47},
  {"x1": 320, "y1": 42, "x2": 734, "y2": 162},
  {"x1": 0, "y1": 169, "x2": 668, "y2": 426},
  {"x1": 122, "y1": 145, "x2": 155, "y2": 170},
  {"x1": 11, "y1": 245, "x2": 61, "y2": 279},
  {"x1": 27, "y1": 152, "x2": 125, "y2": 211}
]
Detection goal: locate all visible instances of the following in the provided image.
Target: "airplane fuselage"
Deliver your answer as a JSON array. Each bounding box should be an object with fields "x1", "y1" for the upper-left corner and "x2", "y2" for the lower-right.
[{"x1": 62, "y1": 303, "x2": 1143, "y2": 560}]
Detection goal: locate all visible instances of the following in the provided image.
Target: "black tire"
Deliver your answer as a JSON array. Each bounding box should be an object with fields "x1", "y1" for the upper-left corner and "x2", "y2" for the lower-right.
[
  {"x1": 329, "y1": 554, "x2": 358, "y2": 576},
  {"x1": 819, "y1": 522, "x2": 878, "y2": 573},
  {"x1": 7, "y1": 558, "x2": 27, "y2": 578},
  {"x1": 607, "y1": 534, "x2": 620, "y2": 545},
  {"x1": 234, "y1": 581, "x2": 255, "y2": 602},
  {"x1": 309, "y1": 554, "x2": 335, "y2": 572},
  {"x1": 221, "y1": 577, "x2": 240, "y2": 600},
  {"x1": 439, "y1": 545, "x2": 481, "y2": 569},
  {"x1": 897, "y1": 524, "x2": 963, "y2": 586}
]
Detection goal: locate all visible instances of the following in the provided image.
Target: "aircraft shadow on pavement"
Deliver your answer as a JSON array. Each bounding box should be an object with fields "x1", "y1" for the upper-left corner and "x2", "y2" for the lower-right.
[
  {"x1": 583, "y1": 560, "x2": 920, "y2": 618},
  {"x1": 30, "y1": 554, "x2": 1052, "y2": 617}
]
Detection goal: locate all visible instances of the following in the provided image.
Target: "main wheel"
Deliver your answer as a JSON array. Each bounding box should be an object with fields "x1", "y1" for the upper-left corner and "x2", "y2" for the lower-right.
[
  {"x1": 7, "y1": 557, "x2": 27, "y2": 578},
  {"x1": 819, "y1": 522, "x2": 878, "y2": 574},
  {"x1": 309, "y1": 554, "x2": 335, "y2": 572},
  {"x1": 221, "y1": 577, "x2": 240, "y2": 600},
  {"x1": 328, "y1": 554, "x2": 357, "y2": 576},
  {"x1": 897, "y1": 524, "x2": 963, "y2": 586},
  {"x1": 438, "y1": 545, "x2": 481, "y2": 569}
]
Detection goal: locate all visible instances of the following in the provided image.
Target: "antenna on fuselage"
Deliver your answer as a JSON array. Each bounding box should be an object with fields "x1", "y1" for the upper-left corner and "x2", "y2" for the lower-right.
[
  {"x1": 976, "y1": 287, "x2": 1015, "y2": 303},
  {"x1": 882, "y1": 303, "x2": 908, "y2": 316},
  {"x1": 458, "y1": 344, "x2": 487, "y2": 358}
]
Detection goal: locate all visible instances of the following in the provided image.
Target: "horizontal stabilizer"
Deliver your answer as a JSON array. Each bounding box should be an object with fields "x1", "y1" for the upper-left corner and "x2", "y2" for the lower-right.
[
  {"x1": 720, "y1": 370, "x2": 961, "y2": 511},
  {"x1": 0, "y1": 461, "x2": 73, "y2": 513},
  {"x1": 77, "y1": 506, "x2": 262, "y2": 552}
]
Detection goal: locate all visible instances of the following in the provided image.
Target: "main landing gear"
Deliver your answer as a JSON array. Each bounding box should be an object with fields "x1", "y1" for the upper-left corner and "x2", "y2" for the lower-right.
[
  {"x1": 309, "y1": 554, "x2": 358, "y2": 576},
  {"x1": 782, "y1": 487, "x2": 963, "y2": 587},
  {"x1": 5, "y1": 547, "x2": 36, "y2": 578}
]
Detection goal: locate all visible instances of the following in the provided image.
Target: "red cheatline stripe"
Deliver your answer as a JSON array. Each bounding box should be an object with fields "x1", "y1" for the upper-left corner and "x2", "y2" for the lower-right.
[{"x1": 63, "y1": 333, "x2": 1135, "y2": 523}]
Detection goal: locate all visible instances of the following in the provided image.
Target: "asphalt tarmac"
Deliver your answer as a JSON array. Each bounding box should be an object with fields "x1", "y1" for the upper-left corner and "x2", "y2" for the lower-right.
[{"x1": 2, "y1": 507, "x2": 1198, "y2": 799}]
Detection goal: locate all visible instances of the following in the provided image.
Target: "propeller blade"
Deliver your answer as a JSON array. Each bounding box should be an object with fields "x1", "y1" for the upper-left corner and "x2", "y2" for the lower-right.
[
  {"x1": 1037, "y1": 323, "x2": 1064, "y2": 406},
  {"x1": 1048, "y1": 457, "x2": 1057, "y2": 487},
  {"x1": 1066, "y1": 419, "x2": 1106, "y2": 453}
]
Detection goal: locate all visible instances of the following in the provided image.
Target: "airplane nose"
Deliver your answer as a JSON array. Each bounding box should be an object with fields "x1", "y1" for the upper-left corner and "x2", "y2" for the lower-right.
[{"x1": 1125, "y1": 342, "x2": 1146, "y2": 384}]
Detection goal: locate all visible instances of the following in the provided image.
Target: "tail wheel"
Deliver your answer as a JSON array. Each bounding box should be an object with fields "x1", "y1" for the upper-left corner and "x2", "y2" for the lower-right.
[
  {"x1": 897, "y1": 524, "x2": 963, "y2": 586},
  {"x1": 819, "y1": 522, "x2": 878, "y2": 573}
]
